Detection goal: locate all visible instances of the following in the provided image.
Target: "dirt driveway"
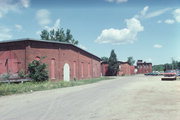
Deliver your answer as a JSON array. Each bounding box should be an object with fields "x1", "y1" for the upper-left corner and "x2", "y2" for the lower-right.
[{"x1": 0, "y1": 75, "x2": 180, "y2": 120}]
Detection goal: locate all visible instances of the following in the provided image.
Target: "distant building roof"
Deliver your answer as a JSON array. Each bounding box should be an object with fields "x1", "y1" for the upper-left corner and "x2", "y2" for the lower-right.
[
  {"x1": 137, "y1": 60, "x2": 143, "y2": 63},
  {"x1": 118, "y1": 61, "x2": 129, "y2": 64},
  {"x1": 136, "y1": 60, "x2": 152, "y2": 65},
  {"x1": 101, "y1": 61, "x2": 131, "y2": 65}
]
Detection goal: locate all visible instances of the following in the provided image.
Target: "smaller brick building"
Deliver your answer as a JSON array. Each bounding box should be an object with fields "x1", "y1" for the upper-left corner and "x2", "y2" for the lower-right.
[
  {"x1": 101, "y1": 60, "x2": 152, "y2": 76},
  {"x1": 118, "y1": 62, "x2": 131, "y2": 76},
  {"x1": 136, "y1": 60, "x2": 152, "y2": 74},
  {"x1": 101, "y1": 61, "x2": 135, "y2": 76},
  {"x1": 118, "y1": 62, "x2": 135, "y2": 76}
]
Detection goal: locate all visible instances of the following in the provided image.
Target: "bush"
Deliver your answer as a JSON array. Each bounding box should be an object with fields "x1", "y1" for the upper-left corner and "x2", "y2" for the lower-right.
[
  {"x1": 18, "y1": 70, "x2": 27, "y2": 78},
  {"x1": 2, "y1": 73, "x2": 10, "y2": 80},
  {"x1": 28, "y1": 59, "x2": 49, "y2": 82}
]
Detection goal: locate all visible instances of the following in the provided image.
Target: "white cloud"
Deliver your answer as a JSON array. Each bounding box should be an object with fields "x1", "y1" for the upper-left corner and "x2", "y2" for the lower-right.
[
  {"x1": 36, "y1": 9, "x2": 51, "y2": 26},
  {"x1": 53, "y1": 19, "x2": 60, "y2": 30},
  {"x1": 15, "y1": 24, "x2": 23, "y2": 30},
  {"x1": 135, "y1": 6, "x2": 171, "y2": 19},
  {"x1": 36, "y1": 19, "x2": 60, "y2": 36},
  {"x1": 78, "y1": 44, "x2": 87, "y2": 50},
  {"x1": 156, "y1": 9, "x2": 180, "y2": 24},
  {"x1": 140, "y1": 6, "x2": 149, "y2": 17},
  {"x1": 95, "y1": 17, "x2": 144, "y2": 45},
  {"x1": 44, "y1": 19, "x2": 60, "y2": 31},
  {"x1": 173, "y1": 9, "x2": 180, "y2": 23},
  {"x1": 146, "y1": 8, "x2": 171, "y2": 18},
  {"x1": 106, "y1": 0, "x2": 128, "y2": 3},
  {"x1": 20, "y1": 0, "x2": 30, "y2": 8},
  {"x1": 164, "y1": 19, "x2": 175, "y2": 24},
  {"x1": 135, "y1": 6, "x2": 149, "y2": 19},
  {"x1": 0, "y1": 0, "x2": 30, "y2": 18},
  {"x1": 153, "y1": 44, "x2": 163, "y2": 48},
  {"x1": 0, "y1": 0, "x2": 19, "y2": 18},
  {"x1": 0, "y1": 26, "x2": 12, "y2": 40}
]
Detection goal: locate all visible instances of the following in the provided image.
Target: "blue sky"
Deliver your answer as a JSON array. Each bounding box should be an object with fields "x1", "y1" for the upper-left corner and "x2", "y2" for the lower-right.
[{"x1": 0, "y1": 0, "x2": 180, "y2": 65}]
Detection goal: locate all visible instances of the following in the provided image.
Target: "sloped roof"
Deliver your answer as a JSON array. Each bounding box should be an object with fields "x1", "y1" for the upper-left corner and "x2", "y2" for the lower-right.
[{"x1": 0, "y1": 38, "x2": 101, "y2": 61}]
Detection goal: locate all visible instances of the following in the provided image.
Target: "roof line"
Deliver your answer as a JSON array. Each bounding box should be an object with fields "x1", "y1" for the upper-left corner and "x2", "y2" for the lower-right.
[{"x1": 0, "y1": 38, "x2": 101, "y2": 60}]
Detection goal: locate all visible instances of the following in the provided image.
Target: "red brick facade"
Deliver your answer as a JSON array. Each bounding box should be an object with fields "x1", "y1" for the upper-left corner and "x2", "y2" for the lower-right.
[
  {"x1": 101, "y1": 60, "x2": 152, "y2": 76},
  {"x1": 101, "y1": 62, "x2": 108, "y2": 76},
  {"x1": 136, "y1": 60, "x2": 152, "y2": 74},
  {"x1": 101, "y1": 61, "x2": 135, "y2": 76},
  {"x1": 118, "y1": 62, "x2": 135, "y2": 76},
  {"x1": 0, "y1": 39, "x2": 101, "y2": 81}
]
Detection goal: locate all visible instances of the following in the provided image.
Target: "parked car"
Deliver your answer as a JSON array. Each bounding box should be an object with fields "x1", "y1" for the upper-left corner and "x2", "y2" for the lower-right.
[
  {"x1": 176, "y1": 70, "x2": 180, "y2": 79},
  {"x1": 144, "y1": 72, "x2": 159, "y2": 76},
  {"x1": 161, "y1": 70, "x2": 177, "y2": 80}
]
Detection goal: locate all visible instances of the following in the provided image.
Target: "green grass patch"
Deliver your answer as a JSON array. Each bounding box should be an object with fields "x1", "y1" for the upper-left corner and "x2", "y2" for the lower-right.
[{"x1": 0, "y1": 77, "x2": 113, "y2": 96}]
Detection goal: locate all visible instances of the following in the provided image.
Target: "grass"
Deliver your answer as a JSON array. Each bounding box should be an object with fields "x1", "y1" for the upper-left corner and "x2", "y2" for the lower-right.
[{"x1": 0, "y1": 77, "x2": 113, "y2": 96}]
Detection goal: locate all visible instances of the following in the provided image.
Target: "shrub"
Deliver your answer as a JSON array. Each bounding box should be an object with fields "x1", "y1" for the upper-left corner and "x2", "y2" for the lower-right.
[
  {"x1": 28, "y1": 58, "x2": 49, "y2": 82},
  {"x1": 18, "y1": 70, "x2": 27, "y2": 78},
  {"x1": 2, "y1": 73, "x2": 10, "y2": 80}
]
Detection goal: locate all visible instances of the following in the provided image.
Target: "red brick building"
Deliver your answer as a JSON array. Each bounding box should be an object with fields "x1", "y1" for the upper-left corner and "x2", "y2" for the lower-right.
[
  {"x1": 101, "y1": 62, "x2": 108, "y2": 76},
  {"x1": 101, "y1": 61, "x2": 135, "y2": 76},
  {"x1": 118, "y1": 62, "x2": 131, "y2": 76},
  {"x1": 118, "y1": 62, "x2": 135, "y2": 76},
  {"x1": 0, "y1": 38, "x2": 101, "y2": 81},
  {"x1": 136, "y1": 60, "x2": 152, "y2": 74}
]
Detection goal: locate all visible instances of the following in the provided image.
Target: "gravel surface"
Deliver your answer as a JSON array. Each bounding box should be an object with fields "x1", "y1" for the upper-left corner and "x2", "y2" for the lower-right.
[{"x1": 0, "y1": 75, "x2": 180, "y2": 120}]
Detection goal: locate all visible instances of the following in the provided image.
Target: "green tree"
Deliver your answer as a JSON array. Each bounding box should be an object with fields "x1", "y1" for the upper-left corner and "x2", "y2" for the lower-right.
[
  {"x1": 40, "y1": 30, "x2": 49, "y2": 40},
  {"x1": 177, "y1": 62, "x2": 180, "y2": 69},
  {"x1": 127, "y1": 56, "x2": 135, "y2": 65},
  {"x1": 172, "y1": 58, "x2": 179, "y2": 69},
  {"x1": 164, "y1": 63, "x2": 173, "y2": 71},
  {"x1": 28, "y1": 57, "x2": 49, "y2": 82},
  {"x1": 152, "y1": 64, "x2": 164, "y2": 71},
  {"x1": 101, "y1": 56, "x2": 109, "y2": 62},
  {"x1": 40, "y1": 28, "x2": 78, "y2": 45},
  {"x1": 107, "y1": 50, "x2": 119, "y2": 76},
  {"x1": 66, "y1": 29, "x2": 78, "y2": 45}
]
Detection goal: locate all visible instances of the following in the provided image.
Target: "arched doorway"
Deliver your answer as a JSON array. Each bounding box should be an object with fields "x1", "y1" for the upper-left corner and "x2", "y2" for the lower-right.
[{"x1": 63, "y1": 63, "x2": 70, "y2": 81}]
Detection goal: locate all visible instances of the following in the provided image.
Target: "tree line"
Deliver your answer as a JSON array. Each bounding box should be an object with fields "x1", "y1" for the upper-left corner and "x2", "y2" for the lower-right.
[
  {"x1": 153, "y1": 59, "x2": 180, "y2": 71},
  {"x1": 40, "y1": 28, "x2": 78, "y2": 45}
]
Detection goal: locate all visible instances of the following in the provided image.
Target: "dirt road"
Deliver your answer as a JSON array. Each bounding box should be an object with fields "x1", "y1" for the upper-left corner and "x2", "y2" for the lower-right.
[{"x1": 0, "y1": 75, "x2": 180, "y2": 120}]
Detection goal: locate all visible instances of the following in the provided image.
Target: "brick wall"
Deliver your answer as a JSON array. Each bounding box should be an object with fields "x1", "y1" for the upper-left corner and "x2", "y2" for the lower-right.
[
  {"x1": 118, "y1": 63, "x2": 131, "y2": 76},
  {"x1": 0, "y1": 40, "x2": 101, "y2": 81},
  {"x1": 0, "y1": 41, "x2": 26, "y2": 75},
  {"x1": 136, "y1": 61, "x2": 152, "y2": 74},
  {"x1": 101, "y1": 63, "x2": 108, "y2": 76}
]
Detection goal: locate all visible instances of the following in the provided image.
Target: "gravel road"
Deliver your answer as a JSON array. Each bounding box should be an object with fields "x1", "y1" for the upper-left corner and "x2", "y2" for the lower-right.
[{"x1": 0, "y1": 75, "x2": 180, "y2": 120}]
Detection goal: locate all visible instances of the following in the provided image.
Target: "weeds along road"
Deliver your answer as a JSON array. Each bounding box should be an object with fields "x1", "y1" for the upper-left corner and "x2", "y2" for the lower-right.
[{"x1": 0, "y1": 75, "x2": 180, "y2": 120}]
